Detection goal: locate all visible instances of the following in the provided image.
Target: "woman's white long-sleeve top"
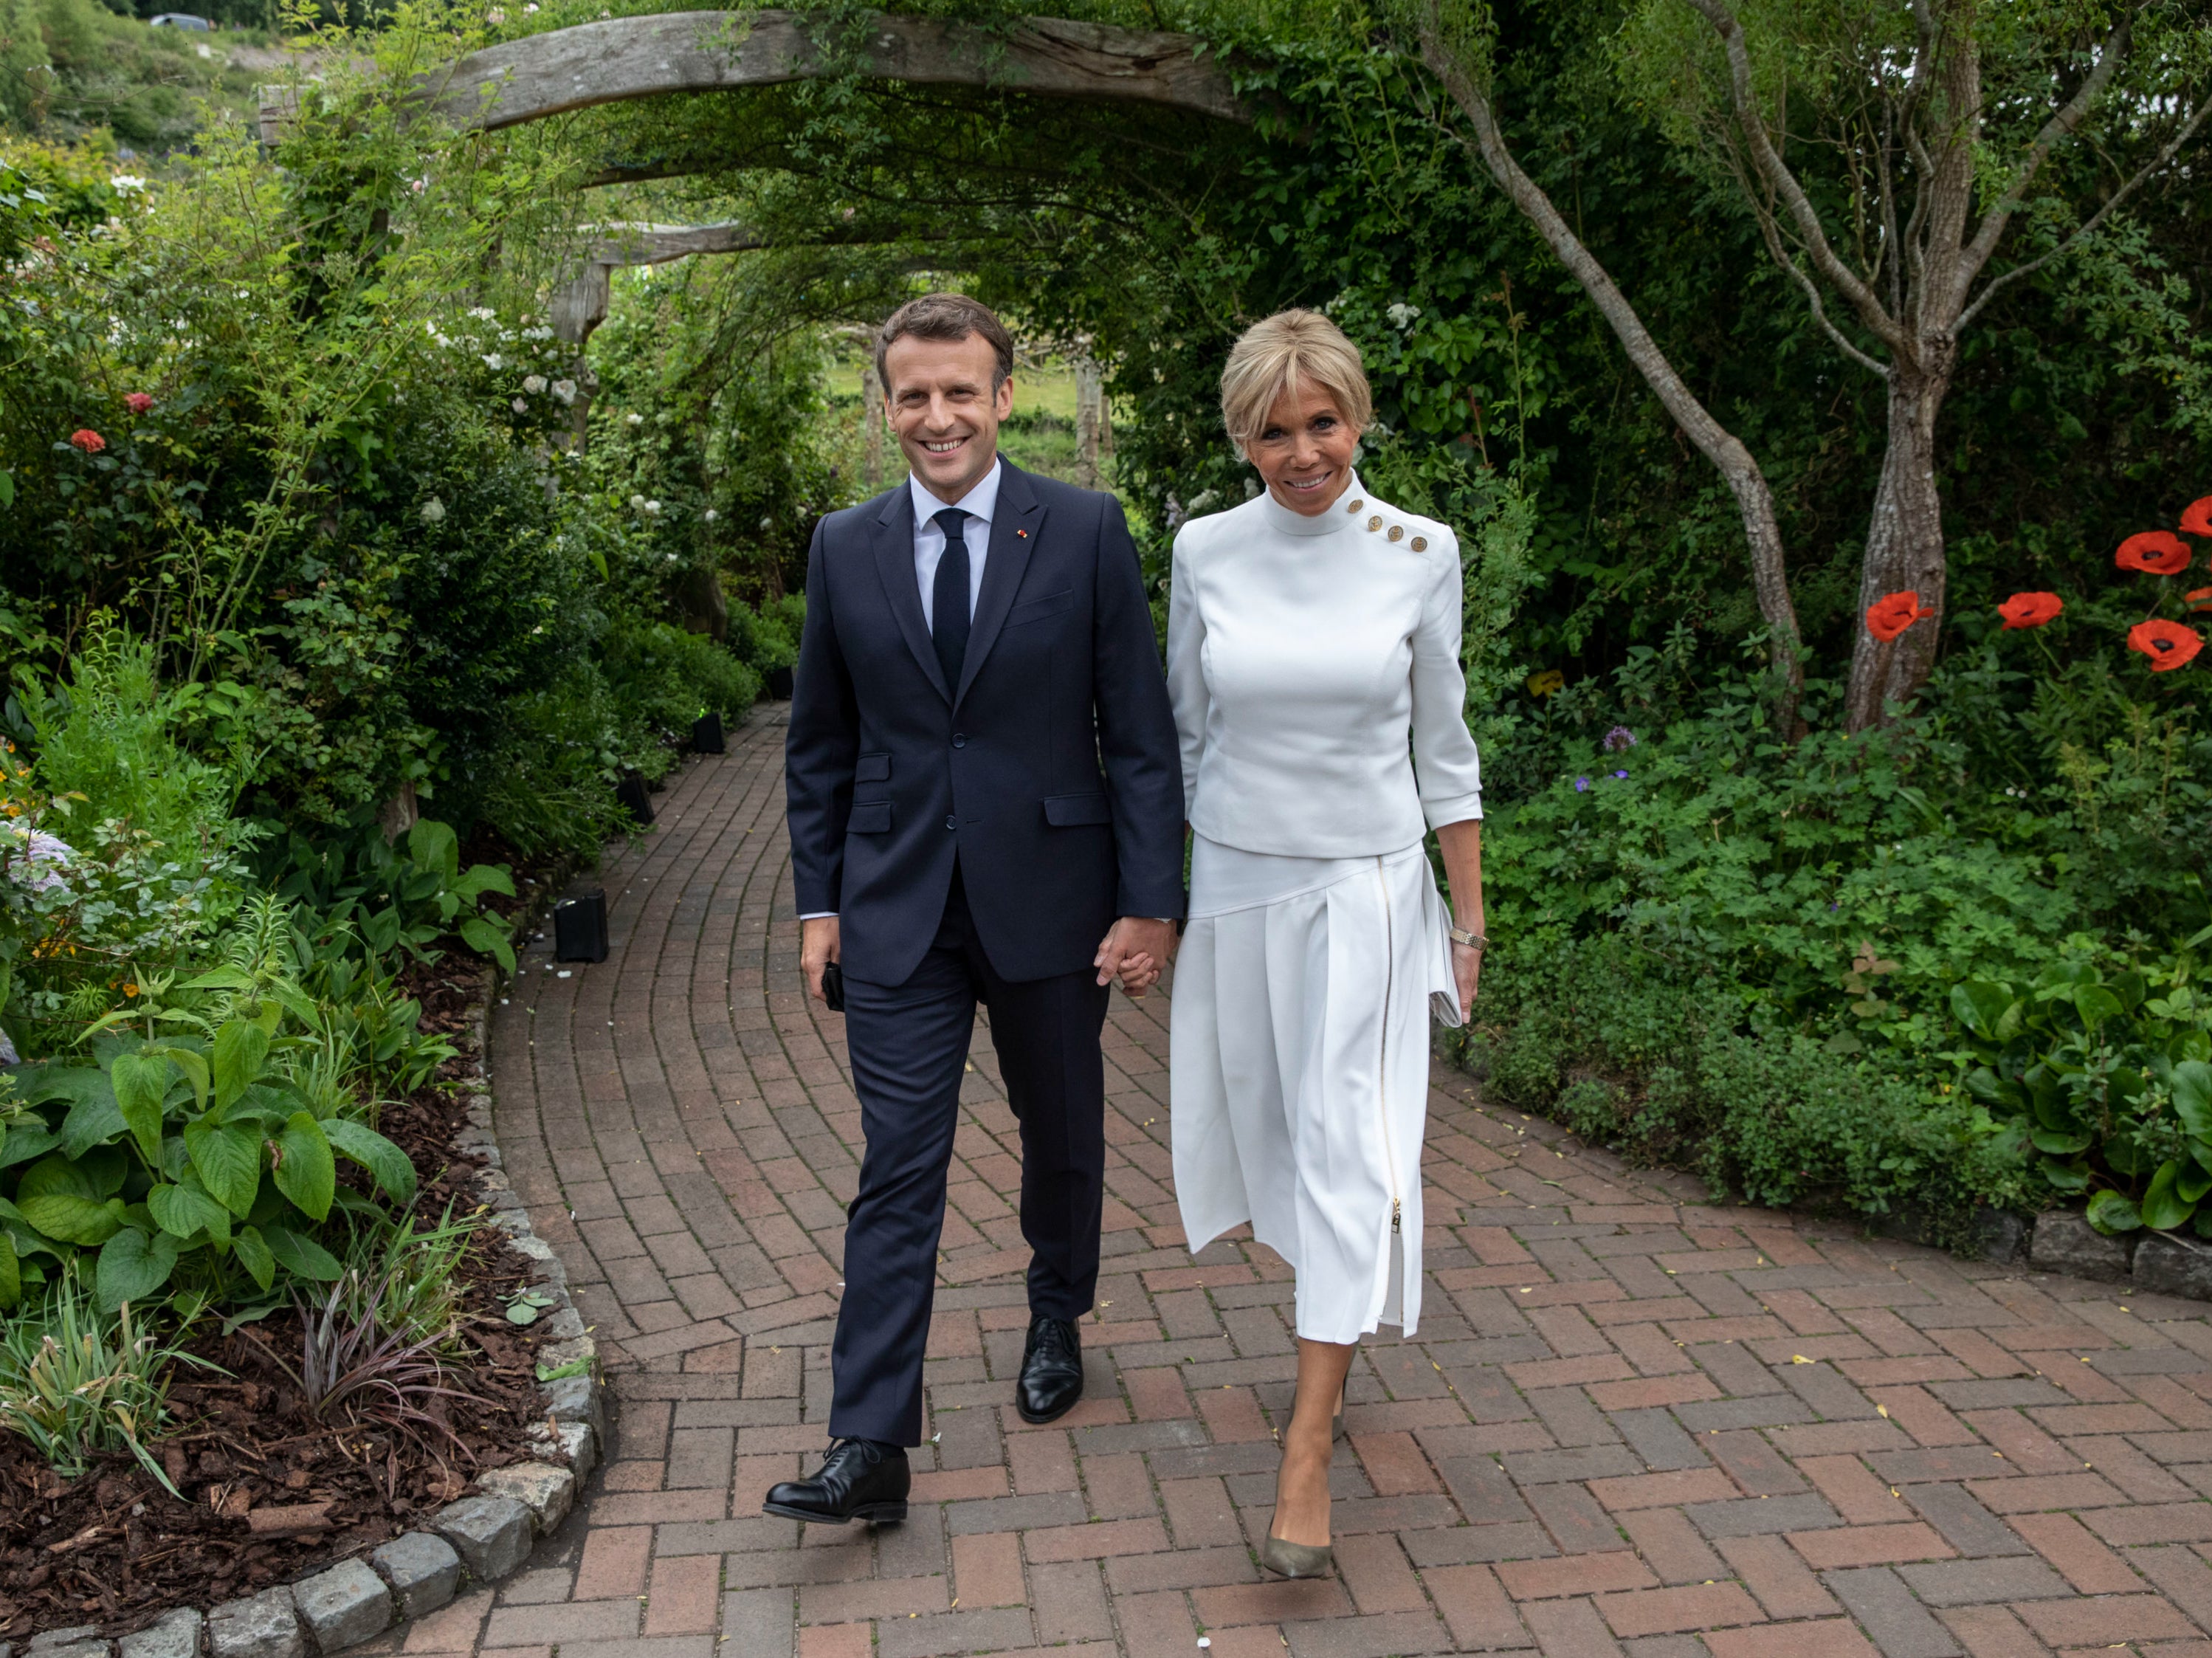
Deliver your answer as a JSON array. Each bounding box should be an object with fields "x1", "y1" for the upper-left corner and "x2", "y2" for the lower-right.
[{"x1": 1165, "y1": 476, "x2": 1484, "y2": 854}]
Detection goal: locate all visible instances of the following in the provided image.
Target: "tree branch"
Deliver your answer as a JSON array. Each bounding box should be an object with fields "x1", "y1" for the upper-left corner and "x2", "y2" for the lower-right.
[
  {"x1": 1749, "y1": 192, "x2": 1893, "y2": 376},
  {"x1": 1957, "y1": 84, "x2": 2212, "y2": 331},
  {"x1": 1685, "y1": 0, "x2": 1909, "y2": 355},
  {"x1": 1956, "y1": 13, "x2": 2135, "y2": 291},
  {"x1": 1715, "y1": 131, "x2": 1891, "y2": 376},
  {"x1": 1411, "y1": 0, "x2": 1805, "y2": 687}
]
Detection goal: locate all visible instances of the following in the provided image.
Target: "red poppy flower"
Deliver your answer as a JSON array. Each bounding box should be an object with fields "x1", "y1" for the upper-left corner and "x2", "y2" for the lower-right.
[
  {"x1": 2187, "y1": 588, "x2": 2212, "y2": 613},
  {"x1": 2116, "y1": 531, "x2": 2192, "y2": 575},
  {"x1": 2128, "y1": 619, "x2": 2203, "y2": 673},
  {"x1": 1865, "y1": 591, "x2": 1933, "y2": 642},
  {"x1": 2181, "y1": 497, "x2": 2212, "y2": 537},
  {"x1": 68, "y1": 429, "x2": 105, "y2": 454},
  {"x1": 1997, "y1": 592, "x2": 2063, "y2": 630},
  {"x1": 123, "y1": 392, "x2": 154, "y2": 414}
]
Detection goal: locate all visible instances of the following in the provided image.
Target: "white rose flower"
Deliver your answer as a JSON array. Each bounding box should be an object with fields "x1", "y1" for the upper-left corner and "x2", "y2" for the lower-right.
[
  {"x1": 551, "y1": 379, "x2": 577, "y2": 405},
  {"x1": 644, "y1": 499, "x2": 661, "y2": 516},
  {"x1": 469, "y1": 306, "x2": 495, "y2": 320},
  {"x1": 630, "y1": 493, "x2": 647, "y2": 511},
  {"x1": 482, "y1": 352, "x2": 503, "y2": 370},
  {"x1": 512, "y1": 397, "x2": 529, "y2": 413},
  {"x1": 625, "y1": 412, "x2": 644, "y2": 427},
  {"x1": 421, "y1": 498, "x2": 447, "y2": 524},
  {"x1": 110, "y1": 174, "x2": 148, "y2": 192},
  {"x1": 703, "y1": 508, "x2": 717, "y2": 522},
  {"x1": 523, "y1": 374, "x2": 546, "y2": 393}
]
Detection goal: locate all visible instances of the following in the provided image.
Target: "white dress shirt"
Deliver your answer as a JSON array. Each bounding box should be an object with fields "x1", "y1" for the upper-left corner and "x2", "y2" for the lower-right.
[
  {"x1": 1166, "y1": 473, "x2": 1483, "y2": 857},
  {"x1": 912, "y1": 459, "x2": 1001, "y2": 631},
  {"x1": 799, "y1": 461, "x2": 1005, "y2": 923}
]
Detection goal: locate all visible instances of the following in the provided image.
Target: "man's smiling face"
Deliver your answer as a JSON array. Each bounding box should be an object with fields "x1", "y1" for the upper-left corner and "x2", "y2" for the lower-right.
[{"x1": 884, "y1": 331, "x2": 1013, "y2": 504}]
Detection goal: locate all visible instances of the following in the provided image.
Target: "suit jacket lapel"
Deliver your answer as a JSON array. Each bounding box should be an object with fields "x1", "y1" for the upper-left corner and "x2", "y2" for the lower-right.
[
  {"x1": 868, "y1": 486, "x2": 951, "y2": 704},
  {"x1": 957, "y1": 461, "x2": 1044, "y2": 708}
]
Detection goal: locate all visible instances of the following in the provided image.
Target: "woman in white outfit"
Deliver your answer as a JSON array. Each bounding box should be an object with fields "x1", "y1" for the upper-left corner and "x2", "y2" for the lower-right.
[{"x1": 1161, "y1": 310, "x2": 1486, "y2": 1578}]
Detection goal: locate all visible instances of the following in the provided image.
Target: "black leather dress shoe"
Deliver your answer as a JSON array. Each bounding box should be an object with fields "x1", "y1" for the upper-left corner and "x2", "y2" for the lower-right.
[
  {"x1": 762, "y1": 1439, "x2": 909, "y2": 1524},
  {"x1": 1017, "y1": 1315, "x2": 1084, "y2": 1424}
]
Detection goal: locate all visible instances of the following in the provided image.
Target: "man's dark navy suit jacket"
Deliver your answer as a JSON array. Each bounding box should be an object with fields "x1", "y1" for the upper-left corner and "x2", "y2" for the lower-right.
[{"x1": 785, "y1": 459, "x2": 1186, "y2": 988}]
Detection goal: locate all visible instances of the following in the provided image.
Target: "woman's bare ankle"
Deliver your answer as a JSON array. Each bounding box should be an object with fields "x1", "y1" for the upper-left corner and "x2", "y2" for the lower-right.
[{"x1": 1269, "y1": 1439, "x2": 1333, "y2": 1545}]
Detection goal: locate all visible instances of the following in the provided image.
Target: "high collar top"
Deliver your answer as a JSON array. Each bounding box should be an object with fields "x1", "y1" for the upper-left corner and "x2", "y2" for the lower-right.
[
  {"x1": 1164, "y1": 476, "x2": 1484, "y2": 858},
  {"x1": 1255, "y1": 471, "x2": 1365, "y2": 538}
]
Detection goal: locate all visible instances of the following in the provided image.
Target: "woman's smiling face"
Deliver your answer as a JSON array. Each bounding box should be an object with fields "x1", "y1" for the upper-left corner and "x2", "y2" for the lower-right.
[{"x1": 1243, "y1": 382, "x2": 1359, "y2": 516}]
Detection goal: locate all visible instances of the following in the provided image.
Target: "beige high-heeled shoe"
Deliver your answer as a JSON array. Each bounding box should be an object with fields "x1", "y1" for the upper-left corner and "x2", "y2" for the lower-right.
[{"x1": 1260, "y1": 1531, "x2": 1335, "y2": 1578}]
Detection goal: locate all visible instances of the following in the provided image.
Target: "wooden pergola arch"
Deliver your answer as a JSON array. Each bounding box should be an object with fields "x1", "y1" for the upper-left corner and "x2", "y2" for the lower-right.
[{"x1": 258, "y1": 9, "x2": 1247, "y2": 142}]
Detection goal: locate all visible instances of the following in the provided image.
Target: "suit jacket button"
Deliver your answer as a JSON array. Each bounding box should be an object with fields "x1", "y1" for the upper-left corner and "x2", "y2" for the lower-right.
[
  {"x1": 952, "y1": 733, "x2": 967, "y2": 749},
  {"x1": 945, "y1": 814, "x2": 957, "y2": 830}
]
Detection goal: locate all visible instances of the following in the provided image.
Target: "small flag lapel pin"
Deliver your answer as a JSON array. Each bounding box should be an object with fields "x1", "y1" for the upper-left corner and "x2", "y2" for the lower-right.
[{"x1": 1016, "y1": 528, "x2": 1030, "y2": 538}]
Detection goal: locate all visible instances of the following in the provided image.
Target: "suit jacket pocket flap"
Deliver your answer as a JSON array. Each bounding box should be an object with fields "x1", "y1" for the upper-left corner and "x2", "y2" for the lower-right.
[
  {"x1": 855, "y1": 751, "x2": 892, "y2": 782},
  {"x1": 1044, "y1": 793, "x2": 1112, "y2": 827},
  {"x1": 1006, "y1": 588, "x2": 1075, "y2": 627},
  {"x1": 847, "y1": 801, "x2": 892, "y2": 833}
]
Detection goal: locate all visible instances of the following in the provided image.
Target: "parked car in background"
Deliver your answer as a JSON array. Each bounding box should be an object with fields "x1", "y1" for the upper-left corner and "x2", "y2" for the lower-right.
[{"x1": 148, "y1": 13, "x2": 216, "y2": 27}]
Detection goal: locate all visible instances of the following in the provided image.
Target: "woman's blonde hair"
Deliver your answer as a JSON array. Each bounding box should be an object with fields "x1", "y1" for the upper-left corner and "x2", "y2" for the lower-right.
[{"x1": 1219, "y1": 309, "x2": 1373, "y2": 450}]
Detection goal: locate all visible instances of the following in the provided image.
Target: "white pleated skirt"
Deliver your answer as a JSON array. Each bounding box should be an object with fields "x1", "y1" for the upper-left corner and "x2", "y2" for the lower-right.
[{"x1": 1169, "y1": 836, "x2": 1462, "y2": 1344}]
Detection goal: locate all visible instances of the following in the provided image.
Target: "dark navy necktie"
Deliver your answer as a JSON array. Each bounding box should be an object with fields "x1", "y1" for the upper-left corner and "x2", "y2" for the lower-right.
[{"x1": 931, "y1": 507, "x2": 971, "y2": 690}]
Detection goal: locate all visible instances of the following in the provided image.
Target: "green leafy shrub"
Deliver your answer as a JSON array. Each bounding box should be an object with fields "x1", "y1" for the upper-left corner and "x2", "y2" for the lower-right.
[
  {"x1": 475, "y1": 661, "x2": 639, "y2": 862},
  {"x1": 1454, "y1": 935, "x2": 2032, "y2": 1242},
  {"x1": 264, "y1": 816, "x2": 517, "y2": 975},
  {"x1": 1952, "y1": 954, "x2": 2212, "y2": 1234},
  {"x1": 599, "y1": 617, "x2": 761, "y2": 753},
  {"x1": 726, "y1": 595, "x2": 802, "y2": 679},
  {"x1": 1, "y1": 991, "x2": 416, "y2": 1312}
]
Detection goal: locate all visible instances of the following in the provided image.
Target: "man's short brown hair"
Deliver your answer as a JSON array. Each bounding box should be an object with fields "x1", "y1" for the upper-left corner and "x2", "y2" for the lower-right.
[{"x1": 875, "y1": 293, "x2": 1016, "y2": 393}]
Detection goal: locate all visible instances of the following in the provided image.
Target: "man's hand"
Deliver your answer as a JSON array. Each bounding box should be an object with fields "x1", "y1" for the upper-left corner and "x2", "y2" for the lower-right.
[
  {"x1": 1095, "y1": 917, "x2": 1178, "y2": 997},
  {"x1": 802, "y1": 916, "x2": 841, "y2": 1004}
]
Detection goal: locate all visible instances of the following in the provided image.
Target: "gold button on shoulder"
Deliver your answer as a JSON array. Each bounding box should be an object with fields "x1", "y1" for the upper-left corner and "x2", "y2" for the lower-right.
[
  {"x1": 1346, "y1": 499, "x2": 1364, "y2": 514},
  {"x1": 1411, "y1": 535, "x2": 1428, "y2": 551},
  {"x1": 1365, "y1": 515, "x2": 1382, "y2": 532},
  {"x1": 1387, "y1": 524, "x2": 1405, "y2": 543}
]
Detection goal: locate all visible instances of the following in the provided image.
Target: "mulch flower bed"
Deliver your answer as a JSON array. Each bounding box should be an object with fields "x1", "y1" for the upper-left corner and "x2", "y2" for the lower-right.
[{"x1": 0, "y1": 960, "x2": 557, "y2": 1643}]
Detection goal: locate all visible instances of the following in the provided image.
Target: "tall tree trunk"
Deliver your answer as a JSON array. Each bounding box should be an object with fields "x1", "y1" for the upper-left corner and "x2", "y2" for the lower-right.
[{"x1": 1844, "y1": 357, "x2": 1954, "y2": 731}]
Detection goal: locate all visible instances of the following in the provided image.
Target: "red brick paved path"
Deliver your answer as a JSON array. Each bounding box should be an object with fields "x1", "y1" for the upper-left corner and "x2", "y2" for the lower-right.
[{"x1": 376, "y1": 713, "x2": 2212, "y2": 1658}]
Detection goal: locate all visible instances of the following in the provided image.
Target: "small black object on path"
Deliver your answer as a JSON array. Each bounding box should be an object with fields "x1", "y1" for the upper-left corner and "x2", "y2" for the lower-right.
[{"x1": 554, "y1": 890, "x2": 610, "y2": 963}]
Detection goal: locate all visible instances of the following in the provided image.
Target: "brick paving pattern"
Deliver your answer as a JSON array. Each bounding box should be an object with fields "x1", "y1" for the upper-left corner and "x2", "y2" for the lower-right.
[{"x1": 364, "y1": 712, "x2": 2212, "y2": 1658}]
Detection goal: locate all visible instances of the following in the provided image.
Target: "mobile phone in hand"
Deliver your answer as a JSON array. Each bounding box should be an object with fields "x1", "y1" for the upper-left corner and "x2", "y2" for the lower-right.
[{"x1": 821, "y1": 962, "x2": 846, "y2": 1012}]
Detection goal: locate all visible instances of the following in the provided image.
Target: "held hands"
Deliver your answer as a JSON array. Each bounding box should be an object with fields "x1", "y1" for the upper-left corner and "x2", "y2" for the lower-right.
[
  {"x1": 1095, "y1": 916, "x2": 1177, "y2": 997},
  {"x1": 802, "y1": 915, "x2": 841, "y2": 1004}
]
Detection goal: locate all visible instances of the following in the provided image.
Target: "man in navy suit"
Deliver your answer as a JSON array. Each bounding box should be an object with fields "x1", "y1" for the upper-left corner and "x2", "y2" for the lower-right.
[{"x1": 769, "y1": 295, "x2": 1184, "y2": 1525}]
